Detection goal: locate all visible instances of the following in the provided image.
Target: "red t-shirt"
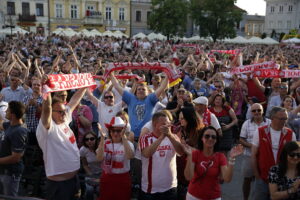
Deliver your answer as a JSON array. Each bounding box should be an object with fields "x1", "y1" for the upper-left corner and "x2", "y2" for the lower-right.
[
  {"x1": 246, "y1": 79, "x2": 266, "y2": 102},
  {"x1": 187, "y1": 150, "x2": 227, "y2": 200}
]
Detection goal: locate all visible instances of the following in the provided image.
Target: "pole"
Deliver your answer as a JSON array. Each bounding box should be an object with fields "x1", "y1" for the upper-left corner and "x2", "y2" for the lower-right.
[{"x1": 48, "y1": 0, "x2": 51, "y2": 35}]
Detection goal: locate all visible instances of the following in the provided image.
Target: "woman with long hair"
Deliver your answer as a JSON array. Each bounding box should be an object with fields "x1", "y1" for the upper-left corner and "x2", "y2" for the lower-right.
[
  {"x1": 176, "y1": 107, "x2": 204, "y2": 199},
  {"x1": 96, "y1": 116, "x2": 134, "y2": 200},
  {"x1": 269, "y1": 141, "x2": 300, "y2": 200},
  {"x1": 184, "y1": 126, "x2": 243, "y2": 200},
  {"x1": 209, "y1": 94, "x2": 238, "y2": 153},
  {"x1": 80, "y1": 131, "x2": 102, "y2": 200}
]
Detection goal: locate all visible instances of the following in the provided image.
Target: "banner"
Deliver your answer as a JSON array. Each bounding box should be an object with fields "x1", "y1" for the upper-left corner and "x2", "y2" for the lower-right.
[
  {"x1": 230, "y1": 61, "x2": 277, "y2": 74},
  {"x1": 43, "y1": 73, "x2": 97, "y2": 98},
  {"x1": 93, "y1": 74, "x2": 145, "y2": 83},
  {"x1": 210, "y1": 49, "x2": 240, "y2": 55},
  {"x1": 103, "y1": 62, "x2": 182, "y2": 87},
  {"x1": 254, "y1": 69, "x2": 300, "y2": 78}
]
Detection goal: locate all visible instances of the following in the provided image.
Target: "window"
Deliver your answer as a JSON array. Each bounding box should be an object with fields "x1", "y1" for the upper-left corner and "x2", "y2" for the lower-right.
[
  {"x1": 22, "y1": 2, "x2": 30, "y2": 16},
  {"x1": 106, "y1": 7, "x2": 112, "y2": 20},
  {"x1": 71, "y1": 5, "x2": 78, "y2": 19},
  {"x1": 136, "y1": 11, "x2": 141, "y2": 22},
  {"x1": 56, "y1": 4, "x2": 63, "y2": 18},
  {"x1": 279, "y1": 5, "x2": 283, "y2": 13},
  {"x1": 288, "y1": 5, "x2": 293, "y2": 12},
  {"x1": 36, "y1": 3, "x2": 44, "y2": 16},
  {"x1": 147, "y1": 11, "x2": 151, "y2": 21},
  {"x1": 278, "y1": 21, "x2": 282, "y2": 28},
  {"x1": 287, "y1": 21, "x2": 291, "y2": 29},
  {"x1": 87, "y1": 6, "x2": 94, "y2": 11},
  {"x1": 269, "y1": 21, "x2": 274, "y2": 29},
  {"x1": 7, "y1": 2, "x2": 15, "y2": 15},
  {"x1": 119, "y1": 8, "x2": 125, "y2": 21},
  {"x1": 270, "y1": 6, "x2": 275, "y2": 13}
]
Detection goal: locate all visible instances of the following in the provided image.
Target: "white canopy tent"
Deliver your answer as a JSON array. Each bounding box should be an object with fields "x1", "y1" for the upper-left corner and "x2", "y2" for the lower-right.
[
  {"x1": 132, "y1": 32, "x2": 147, "y2": 39},
  {"x1": 61, "y1": 28, "x2": 78, "y2": 37},
  {"x1": 102, "y1": 30, "x2": 114, "y2": 37},
  {"x1": 113, "y1": 30, "x2": 128, "y2": 38},
  {"x1": 262, "y1": 37, "x2": 279, "y2": 45},
  {"x1": 227, "y1": 36, "x2": 249, "y2": 44},
  {"x1": 247, "y1": 36, "x2": 264, "y2": 44},
  {"x1": 282, "y1": 37, "x2": 300, "y2": 43},
  {"x1": 0, "y1": 26, "x2": 29, "y2": 35},
  {"x1": 89, "y1": 29, "x2": 102, "y2": 37}
]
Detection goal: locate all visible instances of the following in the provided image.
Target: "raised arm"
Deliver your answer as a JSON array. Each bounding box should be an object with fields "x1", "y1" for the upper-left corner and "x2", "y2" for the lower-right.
[
  {"x1": 155, "y1": 76, "x2": 168, "y2": 98},
  {"x1": 183, "y1": 145, "x2": 195, "y2": 181},
  {"x1": 121, "y1": 132, "x2": 134, "y2": 159},
  {"x1": 85, "y1": 89, "x2": 99, "y2": 108},
  {"x1": 41, "y1": 94, "x2": 52, "y2": 130},
  {"x1": 110, "y1": 73, "x2": 124, "y2": 96},
  {"x1": 67, "y1": 87, "x2": 87, "y2": 112}
]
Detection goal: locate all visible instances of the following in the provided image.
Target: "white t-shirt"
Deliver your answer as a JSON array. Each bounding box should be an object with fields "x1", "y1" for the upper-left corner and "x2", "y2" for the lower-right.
[
  {"x1": 97, "y1": 101, "x2": 122, "y2": 135},
  {"x1": 199, "y1": 112, "x2": 221, "y2": 130},
  {"x1": 252, "y1": 127, "x2": 296, "y2": 162},
  {"x1": 139, "y1": 132, "x2": 177, "y2": 193},
  {"x1": 103, "y1": 140, "x2": 134, "y2": 174},
  {"x1": 36, "y1": 106, "x2": 80, "y2": 177},
  {"x1": 240, "y1": 119, "x2": 271, "y2": 156},
  {"x1": 79, "y1": 146, "x2": 102, "y2": 174}
]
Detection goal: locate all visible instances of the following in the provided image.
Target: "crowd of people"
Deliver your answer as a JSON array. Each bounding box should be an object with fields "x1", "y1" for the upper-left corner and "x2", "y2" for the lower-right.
[{"x1": 0, "y1": 32, "x2": 300, "y2": 200}]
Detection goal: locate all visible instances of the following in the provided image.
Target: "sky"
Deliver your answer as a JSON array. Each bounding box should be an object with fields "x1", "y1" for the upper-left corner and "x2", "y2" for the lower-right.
[{"x1": 235, "y1": 0, "x2": 266, "y2": 16}]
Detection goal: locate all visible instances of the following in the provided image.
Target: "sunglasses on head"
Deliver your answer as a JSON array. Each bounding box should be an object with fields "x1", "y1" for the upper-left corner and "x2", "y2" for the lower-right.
[
  {"x1": 203, "y1": 134, "x2": 217, "y2": 140},
  {"x1": 288, "y1": 152, "x2": 300, "y2": 158},
  {"x1": 251, "y1": 109, "x2": 262, "y2": 113},
  {"x1": 104, "y1": 96, "x2": 113, "y2": 99},
  {"x1": 84, "y1": 137, "x2": 95, "y2": 142}
]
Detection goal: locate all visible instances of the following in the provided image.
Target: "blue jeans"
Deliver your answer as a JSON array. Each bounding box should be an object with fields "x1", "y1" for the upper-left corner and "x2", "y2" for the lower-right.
[
  {"x1": 253, "y1": 178, "x2": 270, "y2": 200},
  {"x1": 0, "y1": 174, "x2": 22, "y2": 196}
]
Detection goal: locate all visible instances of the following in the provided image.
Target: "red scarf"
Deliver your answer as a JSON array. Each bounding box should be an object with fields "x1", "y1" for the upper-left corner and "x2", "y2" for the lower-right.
[{"x1": 202, "y1": 109, "x2": 211, "y2": 126}]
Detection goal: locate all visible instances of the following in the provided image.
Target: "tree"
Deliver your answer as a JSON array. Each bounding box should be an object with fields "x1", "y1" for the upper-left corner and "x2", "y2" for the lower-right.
[
  {"x1": 148, "y1": 0, "x2": 188, "y2": 39},
  {"x1": 261, "y1": 32, "x2": 267, "y2": 39},
  {"x1": 190, "y1": 0, "x2": 244, "y2": 42}
]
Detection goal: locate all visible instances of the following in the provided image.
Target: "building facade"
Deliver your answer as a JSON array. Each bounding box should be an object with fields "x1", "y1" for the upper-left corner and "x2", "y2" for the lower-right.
[
  {"x1": 49, "y1": 0, "x2": 131, "y2": 35},
  {"x1": 238, "y1": 14, "x2": 265, "y2": 37},
  {"x1": 0, "y1": 0, "x2": 49, "y2": 33},
  {"x1": 264, "y1": 0, "x2": 300, "y2": 34},
  {"x1": 130, "y1": 0, "x2": 152, "y2": 36}
]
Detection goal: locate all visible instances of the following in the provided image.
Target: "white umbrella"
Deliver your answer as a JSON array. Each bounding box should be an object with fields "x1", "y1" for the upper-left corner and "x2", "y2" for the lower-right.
[
  {"x1": 113, "y1": 30, "x2": 128, "y2": 38},
  {"x1": 262, "y1": 37, "x2": 279, "y2": 45},
  {"x1": 247, "y1": 36, "x2": 264, "y2": 44},
  {"x1": 0, "y1": 27, "x2": 29, "y2": 35},
  {"x1": 156, "y1": 33, "x2": 167, "y2": 40},
  {"x1": 90, "y1": 29, "x2": 102, "y2": 36},
  {"x1": 133, "y1": 32, "x2": 146, "y2": 39},
  {"x1": 53, "y1": 28, "x2": 64, "y2": 34}
]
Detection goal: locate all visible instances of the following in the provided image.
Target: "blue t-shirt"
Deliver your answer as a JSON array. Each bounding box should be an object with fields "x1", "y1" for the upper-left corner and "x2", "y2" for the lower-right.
[{"x1": 122, "y1": 91, "x2": 158, "y2": 137}]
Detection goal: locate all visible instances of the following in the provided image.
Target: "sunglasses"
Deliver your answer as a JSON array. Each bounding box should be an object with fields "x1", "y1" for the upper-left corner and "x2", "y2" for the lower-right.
[
  {"x1": 251, "y1": 109, "x2": 262, "y2": 113},
  {"x1": 84, "y1": 137, "x2": 95, "y2": 142},
  {"x1": 53, "y1": 109, "x2": 67, "y2": 115},
  {"x1": 203, "y1": 134, "x2": 217, "y2": 140},
  {"x1": 288, "y1": 152, "x2": 300, "y2": 158},
  {"x1": 104, "y1": 96, "x2": 113, "y2": 99}
]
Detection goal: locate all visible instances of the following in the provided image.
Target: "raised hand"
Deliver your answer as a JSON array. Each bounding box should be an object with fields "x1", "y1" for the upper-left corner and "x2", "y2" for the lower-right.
[{"x1": 229, "y1": 144, "x2": 244, "y2": 158}]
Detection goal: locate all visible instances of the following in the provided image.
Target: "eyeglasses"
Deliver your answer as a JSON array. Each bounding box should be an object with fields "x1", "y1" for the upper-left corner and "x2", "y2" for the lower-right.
[
  {"x1": 104, "y1": 96, "x2": 113, "y2": 99},
  {"x1": 251, "y1": 109, "x2": 262, "y2": 113},
  {"x1": 84, "y1": 137, "x2": 95, "y2": 142},
  {"x1": 280, "y1": 86, "x2": 288, "y2": 89},
  {"x1": 203, "y1": 134, "x2": 217, "y2": 140},
  {"x1": 274, "y1": 117, "x2": 288, "y2": 121},
  {"x1": 110, "y1": 129, "x2": 123, "y2": 133},
  {"x1": 288, "y1": 152, "x2": 300, "y2": 158},
  {"x1": 53, "y1": 109, "x2": 67, "y2": 115}
]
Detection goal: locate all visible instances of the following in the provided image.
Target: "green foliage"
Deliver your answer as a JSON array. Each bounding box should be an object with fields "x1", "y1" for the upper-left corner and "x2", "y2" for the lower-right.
[
  {"x1": 148, "y1": 0, "x2": 188, "y2": 39},
  {"x1": 261, "y1": 32, "x2": 267, "y2": 39},
  {"x1": 279, "y1": 32, "x2": 285, "y2": 42},
  {"x1": 190, "y1": 0, "x2": 244, "y2": 42},
  {"x1": 271, "y1": 29, "x2": 276, "y2": 38},
  {"x1": 289, "y1": 29, "x2": 298, "y2": 35}
]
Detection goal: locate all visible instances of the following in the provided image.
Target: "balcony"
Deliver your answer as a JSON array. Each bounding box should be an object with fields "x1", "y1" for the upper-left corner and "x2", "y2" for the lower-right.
[
  {"x1": 84, "y1": 10, "x2": 103, "y2": 25},
  {"x1": 18, "y1": 14, "x2": 36, "y2": 22}
]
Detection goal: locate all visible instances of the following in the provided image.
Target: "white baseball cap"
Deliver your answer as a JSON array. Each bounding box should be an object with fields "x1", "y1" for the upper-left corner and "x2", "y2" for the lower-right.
[
  {"x1": 105, "y1": 116, "x2": 126, "y2": 129},
  {"x1": 193, "y1": 96, "x2": 208, "y2": 106}
]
